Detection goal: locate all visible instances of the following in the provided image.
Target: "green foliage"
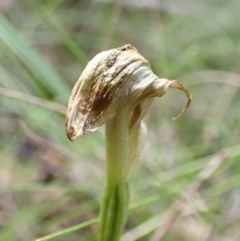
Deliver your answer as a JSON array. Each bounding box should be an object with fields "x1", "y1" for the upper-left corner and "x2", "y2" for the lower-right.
[{"x1": 0, "y1": 0, "x2": 240, "y2": 240}]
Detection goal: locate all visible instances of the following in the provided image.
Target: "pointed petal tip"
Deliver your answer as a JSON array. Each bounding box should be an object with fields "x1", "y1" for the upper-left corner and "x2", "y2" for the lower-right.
[
  {"x1": 66, "y1": 132, "x2": 74, "y2": 141},
  {"x1": 66, "y1": 125, "x2": 75, "y2": 141},
  {"x1": 66, "y1": 125, "x2": 91, "y2": 140}
]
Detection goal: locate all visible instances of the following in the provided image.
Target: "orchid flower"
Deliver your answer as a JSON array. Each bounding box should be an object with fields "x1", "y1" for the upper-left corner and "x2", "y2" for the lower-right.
[{"x1": 65, "y1": 44, "x2": 191, "y2": 241}]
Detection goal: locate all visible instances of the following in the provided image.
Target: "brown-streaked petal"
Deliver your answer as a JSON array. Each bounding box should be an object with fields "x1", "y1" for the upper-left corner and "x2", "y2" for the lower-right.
[{"x1": 66, "y1": 44, "x2": 191, "y2": 141}]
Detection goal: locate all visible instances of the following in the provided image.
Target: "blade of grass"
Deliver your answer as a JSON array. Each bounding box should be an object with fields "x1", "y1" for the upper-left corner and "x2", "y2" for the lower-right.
[
  {"x1": 21, "y1": 0, "x2": 65, "y2": 31},
  {"x1": 0, "y1": 15, "x2": 70, "y2": 102},
  {"x1": 25, "y1": 0, "x2": 88, "y2": 65},
  {"x1": 36, "y1": 218, "x2": 99, "y2": 241}
]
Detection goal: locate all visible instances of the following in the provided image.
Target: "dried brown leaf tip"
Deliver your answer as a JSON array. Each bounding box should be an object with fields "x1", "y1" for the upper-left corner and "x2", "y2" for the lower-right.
[{"x1": 66, "y1": 44, "x2": 192, "y2": 141}]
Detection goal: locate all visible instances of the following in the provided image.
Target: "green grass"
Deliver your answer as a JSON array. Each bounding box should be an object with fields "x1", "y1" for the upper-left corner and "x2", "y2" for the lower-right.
[{"x1": 0, "y1": 0, "x2": 240, "y2": 240}]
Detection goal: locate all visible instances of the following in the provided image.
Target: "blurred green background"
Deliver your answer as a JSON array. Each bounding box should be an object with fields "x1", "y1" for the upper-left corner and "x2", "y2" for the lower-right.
[{"x1": 0, "y1": 0, "x2": 240, "y2": 240}]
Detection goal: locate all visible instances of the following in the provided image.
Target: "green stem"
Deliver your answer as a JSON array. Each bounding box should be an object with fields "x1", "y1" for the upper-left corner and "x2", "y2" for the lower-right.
[
  {"x1": 106, "y1": 110, "x2": 129, "y2": 183},
  {"x1": 99, "y1": 110, "x2": 130, "y2": 241}
]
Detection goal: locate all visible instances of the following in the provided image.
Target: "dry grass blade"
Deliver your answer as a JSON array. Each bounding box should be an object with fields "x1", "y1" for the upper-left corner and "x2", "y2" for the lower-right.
[
  {"x1": 0, "y1": 87, "x2": 67, "y2": 115},
  {"x1": 150, "y1": 151, "x2": 228, "y2": 241},
  {"x1": 122, "y1": 151, "x2": 228, "y2": 241}
]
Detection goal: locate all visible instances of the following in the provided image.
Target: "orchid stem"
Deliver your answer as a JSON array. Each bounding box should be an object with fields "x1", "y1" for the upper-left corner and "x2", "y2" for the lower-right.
[{"x1": 99, "y1": 110, "x2": 130, "y2": 241}]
